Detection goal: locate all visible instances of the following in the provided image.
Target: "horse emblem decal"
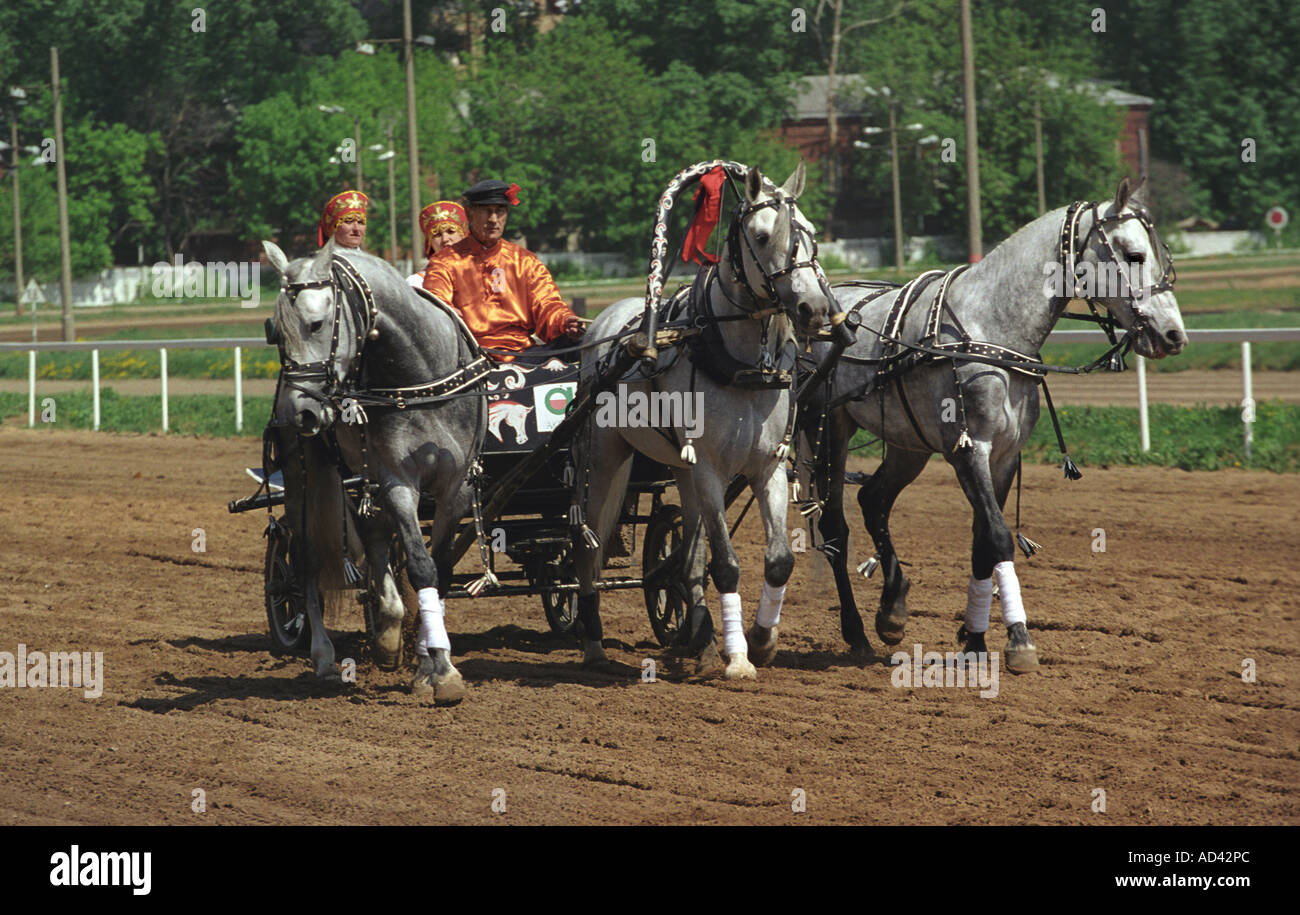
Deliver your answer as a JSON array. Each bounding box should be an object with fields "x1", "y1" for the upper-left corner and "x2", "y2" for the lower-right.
[{"x1": 488, "y1": 400, "x2": 533, "y2": 444}]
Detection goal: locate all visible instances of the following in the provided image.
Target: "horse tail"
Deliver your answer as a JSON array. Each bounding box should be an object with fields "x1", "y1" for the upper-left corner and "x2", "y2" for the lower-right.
[{"x1": 301, "y1": 437, "x2": 363, "y2": 625}]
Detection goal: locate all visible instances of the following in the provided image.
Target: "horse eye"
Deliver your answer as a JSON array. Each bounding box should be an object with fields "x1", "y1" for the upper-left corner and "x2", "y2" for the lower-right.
[
  {"x1": 754, "y1": 232, "x2": 770, "y2": 246},
  {"x1": 309, "y1": 320, "x2": 324, "y2": 334}
]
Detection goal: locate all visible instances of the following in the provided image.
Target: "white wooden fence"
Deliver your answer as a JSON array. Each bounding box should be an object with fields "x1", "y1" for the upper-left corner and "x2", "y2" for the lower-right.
[{"x1": 3, "y1": 328, "x2": 1299, "y2": 451}]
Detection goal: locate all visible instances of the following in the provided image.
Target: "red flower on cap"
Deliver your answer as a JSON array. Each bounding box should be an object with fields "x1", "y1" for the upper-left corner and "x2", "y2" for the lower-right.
[{"x1": 505, "y1": 183, "x2": 521, "y2": 206}]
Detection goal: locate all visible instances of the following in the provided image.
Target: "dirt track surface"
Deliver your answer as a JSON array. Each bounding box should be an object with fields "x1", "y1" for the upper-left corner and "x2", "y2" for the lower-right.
[{"x1": 1, "y1": 428, "x2": 1296, "y2": 825}]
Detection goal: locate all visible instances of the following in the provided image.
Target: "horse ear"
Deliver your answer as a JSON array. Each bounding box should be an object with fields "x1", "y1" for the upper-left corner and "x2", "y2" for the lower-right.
[
  {"x1": 262, "y1": 241, "x2": 289, "y2": 277},
  {"x1": 781, "y1": 160, "x2": 807, "y2": 199},
  {"x1": 304, "y1": 242, "x2": 333, "y2": 282},
  {"x1": 745, "y1": 166, "x2": 764, "y2": 202},
  {"x1": 1128, "y1": 175, "x2": 1148, "y2": 208},
  {"x1": 1114, "y1": 175, "x2": 1140, "y2": 211}
]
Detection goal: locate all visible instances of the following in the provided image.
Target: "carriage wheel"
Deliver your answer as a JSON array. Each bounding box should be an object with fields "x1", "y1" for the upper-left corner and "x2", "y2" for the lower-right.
[
  {"x1": 643, "y1": 504, "x2": 688, "y2": 647},
  {"x1": 538, "y1": 549, "x2": 580, "y2": 635},
  {"x1": 264, "y1": 521, "x2": 310, "y2": 653}
]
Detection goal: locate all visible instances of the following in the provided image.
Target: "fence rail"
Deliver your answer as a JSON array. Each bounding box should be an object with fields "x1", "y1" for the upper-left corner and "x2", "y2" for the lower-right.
[{"x1": 4, "y1": 329, "x2": 1298, "y2": 448}]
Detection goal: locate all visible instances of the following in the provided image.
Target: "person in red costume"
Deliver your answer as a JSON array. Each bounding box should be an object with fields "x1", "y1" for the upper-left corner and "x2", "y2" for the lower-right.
[
  {"x1": 318, "y1": 190, "x2": 369, "y2": 249},
  {"x1": 423, "y1": 179, "x2": 583, "y2": 361}
]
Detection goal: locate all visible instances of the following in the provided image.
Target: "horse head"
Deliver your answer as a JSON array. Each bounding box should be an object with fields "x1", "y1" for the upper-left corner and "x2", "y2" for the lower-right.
[
  {"x1": 264, "y1": 239, "x2": 348, "y2": 436},
  {"x1": 1077, "y1": 176, "x2": 1186, "y2": 359},
  {"x1": 730, "y1": 162, "x2": 838, "y2": 337}
]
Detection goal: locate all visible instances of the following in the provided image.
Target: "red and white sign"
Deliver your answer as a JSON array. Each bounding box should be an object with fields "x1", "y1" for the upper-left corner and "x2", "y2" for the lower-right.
[{"x1": 1265, "y1": 206, "x2": 1288, "y2": 230}]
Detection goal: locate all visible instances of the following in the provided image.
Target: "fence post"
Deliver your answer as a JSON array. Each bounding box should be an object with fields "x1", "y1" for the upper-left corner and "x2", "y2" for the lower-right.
[
  {"x1": 160, "y1": 346, "x2": 169, "y2": 433},
  {"x1": 1242, "y1": 341, "x2": 1254, "y2": 461},
  {"x1": 234, "y1": 346, "x2": 243, "y2": 433},
  {"x1": 28, "y1": 350, "x2": 35, "y2": 427},
  {"x1": 1136, "y1": 355, "x2": 1150, "y2": 452},
  {"x1": 92, "y1": 349, "x2": 100, "y2": 431}
]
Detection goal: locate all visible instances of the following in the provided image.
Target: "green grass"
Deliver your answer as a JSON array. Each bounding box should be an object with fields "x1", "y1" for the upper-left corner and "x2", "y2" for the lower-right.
[
  {"x1": 0, "y1": 389, "x2": 272, "y2": 437},
  {"x1": 5, "y1": 390, "x2": 1296, "y2": 473},
  {"x1": 850, "y1": 401, "x2": 1300, "y2": 473}
]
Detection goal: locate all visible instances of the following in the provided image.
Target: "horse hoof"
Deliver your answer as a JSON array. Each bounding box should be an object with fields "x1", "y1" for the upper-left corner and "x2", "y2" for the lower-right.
[
  {"x1": 723, "y1": 652, "x2": 757, "y2": 681},
  {"x1": 582, "y1": 640, "x2": 608, "y2": 667},
  {"x1": 411, "y1": 667, "x2": 466, "y2": 705},
  {"x1": 874, "y1": 579, "x2": 910, "y2": 645},
  {"x1": 315, "y1": 662, "x2": 342, "y2": 681},
  {"x1": 372, "y1": 618, "x2": 403, "y2": 671},
  {"x1": 746, "y1": 625, "x2": 779, "y2": 667},
  {"x1": 874, "y1": 613, "x2": 906, "y2": 645},
  {"x1": 1004, "y1": 622, "x2": 1039, "y2": 674},
  {"x1": 691, "y1": 643, "x2": 725, "y2": 680},
  {"x1": 957, "y1": 625, "x2": 988, "y2": 655}
]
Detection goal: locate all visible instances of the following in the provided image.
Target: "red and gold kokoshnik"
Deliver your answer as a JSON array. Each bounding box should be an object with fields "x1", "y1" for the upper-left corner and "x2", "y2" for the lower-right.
[{"x1": 318, "y1": 190, "x2": 370, "y2": 247}]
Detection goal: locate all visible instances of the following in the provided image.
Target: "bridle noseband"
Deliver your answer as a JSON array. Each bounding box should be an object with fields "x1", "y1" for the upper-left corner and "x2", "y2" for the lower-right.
[
  {"x1": 271, "y1": 256, "x2": 379, "y2": 417},
  {"x1": 722, "y1": 191, "x2": 828, "y2": 313},
  {"x1": 1058, "y1": 199, "x2": 1176, "y2": 353}
]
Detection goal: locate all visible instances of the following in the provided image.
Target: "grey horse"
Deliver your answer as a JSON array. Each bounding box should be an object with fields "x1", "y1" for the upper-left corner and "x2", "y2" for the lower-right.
[
  {"x1": 810, "y1": 177, "x2": 1186, "y2": 671},
  {"x1": 263, "y1": 239, "x2": 486, "y2": 705},
  {"x1": 572, "y1": 163, "x2": 841, "y2": 680}
]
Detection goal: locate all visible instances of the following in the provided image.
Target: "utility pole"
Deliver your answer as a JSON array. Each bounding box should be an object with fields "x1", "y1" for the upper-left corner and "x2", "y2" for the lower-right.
[
  {"x1": 10, "y1": 116, "x2": 24, "y2": 317},
  {"x1": 51, "y1": 47, "x2": 74, "y2": 340},
  {"x1": 385, "y1": 123, "x2": 398, "y2": 262},
  {"x1": 888, "y1": 103, "x2": 904, "y2": 272},
  {"x1": 403, "y1": 0, "x2": 422, "y2": 266},
  {"x1": 959, "y1": 0, "x2": 982, "y2": 262},
  {"x1": 1034, "y1": 98, "x2": 1045, "y2": 215}
]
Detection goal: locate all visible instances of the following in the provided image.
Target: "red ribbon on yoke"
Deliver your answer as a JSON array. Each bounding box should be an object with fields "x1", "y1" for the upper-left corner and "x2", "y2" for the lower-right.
[{"x1": 682, "y1": 165, "x2": 727, "y2": 265}]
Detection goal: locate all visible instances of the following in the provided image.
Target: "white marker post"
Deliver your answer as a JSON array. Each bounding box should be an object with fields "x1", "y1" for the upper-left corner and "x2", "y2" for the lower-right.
[
  {"x1": 27, "y1": 350, "x2": 35, "y2": 427},
  {"x1": 92, "y1": 349, "x2": 100, "y2": 431},
  {"x1": 160, "y1": 347, "x2": 169, "y2": 433},
  {"x1": 1136, "y1": 354, "x2": 1150, "y2": 452},
  {"x1": 234, "y1": 346, "x2": 243, "y2": 433},
  {"x1": 1242, "y1": 341, "x2": 1254, "y2": 461}
]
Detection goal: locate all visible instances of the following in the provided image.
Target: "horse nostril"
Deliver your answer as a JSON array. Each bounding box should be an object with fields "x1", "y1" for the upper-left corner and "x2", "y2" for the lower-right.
[
  {"x1": 1166, "y1": 329, "x2": 1183, "y2": 346},
  {"x1": 798, "y1": 301, "x2": 815, "y2": 322},
  {"x1": 298, "y1": 410, "x2": 317, "y2": 434}
]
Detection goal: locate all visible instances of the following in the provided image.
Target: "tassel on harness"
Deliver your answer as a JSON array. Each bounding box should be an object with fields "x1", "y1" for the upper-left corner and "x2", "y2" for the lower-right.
[
  {"x1": 466, "y1": 459, "x2": 498, "y2": 597},
  {"x1": 343, "y1": 556, "x2": 364, "y2": 586},
  {"x1": 1039, "y1": 378, "x2": 1083, "y2": 480},
  {"x1": 1013, "y1": 453, "x2": 1043, "y2": 558},
  {"x1": 680, "y1": 440, "x2": 697, "y2": 464},
  {"x1": 857, "y1": 555, "x2": 880, "y2": 579}
]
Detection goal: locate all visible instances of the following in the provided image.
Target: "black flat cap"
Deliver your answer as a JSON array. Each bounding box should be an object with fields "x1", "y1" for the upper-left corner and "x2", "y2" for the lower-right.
[{"x1": 463, "y1": 179, "x2": 520, "y2": 207}]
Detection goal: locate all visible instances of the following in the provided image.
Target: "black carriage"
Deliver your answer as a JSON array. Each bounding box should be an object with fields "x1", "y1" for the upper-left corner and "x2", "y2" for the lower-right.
[{"x1": 228, "y1": 354, "x2": 696, "y2": 658}]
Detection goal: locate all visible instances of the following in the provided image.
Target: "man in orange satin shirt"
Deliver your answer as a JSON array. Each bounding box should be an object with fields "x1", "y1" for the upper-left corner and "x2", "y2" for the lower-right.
[{"x1": 423, "y1": 179, "x2": 583, "y2": 361}]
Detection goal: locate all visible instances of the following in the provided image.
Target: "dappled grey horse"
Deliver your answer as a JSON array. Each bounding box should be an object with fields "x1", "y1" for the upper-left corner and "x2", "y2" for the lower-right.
[
  {"x1": 264, "y1": 239, "x2": 487, "y2": 704},
  {"x1": 810, "y1": 177, "x2": 1185, "y2": 671},
  {"x1": 573, "y1": 162, "x2": 842, "y2": 680}
]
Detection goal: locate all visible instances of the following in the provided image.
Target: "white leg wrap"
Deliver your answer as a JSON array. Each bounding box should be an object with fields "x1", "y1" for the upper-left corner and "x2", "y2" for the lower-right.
[
  {"x1": 756, "y1": 581, "x2": 786, "y2": 629},
  {"x1": 993, "y1": 561, "x2": 1026, "y2": 627},
  {"x1": 416, "y1": 587, "x2": 451, "y2": 655},
  {"x1": 719, "y1": 592, "x2": 746, "y2": 657},
  {"x1": 964, "y1": 575, "x2": 993, "y2": 634}
]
